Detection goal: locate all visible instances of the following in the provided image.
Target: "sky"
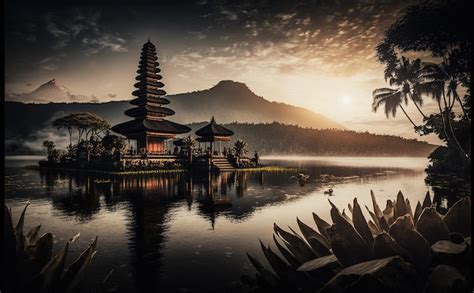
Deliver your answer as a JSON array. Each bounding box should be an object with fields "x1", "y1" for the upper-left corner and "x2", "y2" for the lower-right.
[{"x1": 5, "y1": 0, "x2": 452, "y2": 144}]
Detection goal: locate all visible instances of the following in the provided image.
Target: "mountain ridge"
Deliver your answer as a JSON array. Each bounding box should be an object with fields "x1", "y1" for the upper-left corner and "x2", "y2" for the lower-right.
[{"x1": 6, "y1": 79, "x2": 345, "y2": 129}]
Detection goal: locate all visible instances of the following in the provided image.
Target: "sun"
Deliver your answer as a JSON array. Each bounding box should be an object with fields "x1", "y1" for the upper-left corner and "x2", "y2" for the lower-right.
[{"x1": 339, "y1": 95, "x2": 353, "y2": 105}]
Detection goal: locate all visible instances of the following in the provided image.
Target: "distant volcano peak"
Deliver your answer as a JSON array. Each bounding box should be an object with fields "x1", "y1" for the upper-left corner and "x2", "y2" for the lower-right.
[
  {"x1": 212, "y1": 80, "x2": 250, "y2": 90},
  {"x1": 29, "y1": 78, "x2": 72, "y2": 101}
]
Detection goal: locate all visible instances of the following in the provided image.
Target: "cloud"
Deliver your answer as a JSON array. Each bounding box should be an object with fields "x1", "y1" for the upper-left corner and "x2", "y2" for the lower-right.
[
  {"x1": 82, "y1": 34, "x2": 127, "y2": 56},
  {"x1": 37, "y1": 53, "x2": 67, "y2": 71},
  {"x1": 44, "y1": 10, "x2": 127, "y2": 56},
  {"x1": 188, "y1": 31, "x2": 208, "y2": 40}
]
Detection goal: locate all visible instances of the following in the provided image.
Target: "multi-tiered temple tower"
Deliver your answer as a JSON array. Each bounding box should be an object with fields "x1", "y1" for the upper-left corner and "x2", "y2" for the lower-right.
[{"x1": 112, "y1": 40, "x2": 190, "y2": 153}]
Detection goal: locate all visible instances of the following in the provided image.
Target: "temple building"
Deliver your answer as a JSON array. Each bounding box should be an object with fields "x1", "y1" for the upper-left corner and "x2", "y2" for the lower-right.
[
  {"x1": 195, "y1": 116, "x2": 234, "y2": 155},
  {"x1": 112, "y1": 40, "x2": 190, "y2": 154}
]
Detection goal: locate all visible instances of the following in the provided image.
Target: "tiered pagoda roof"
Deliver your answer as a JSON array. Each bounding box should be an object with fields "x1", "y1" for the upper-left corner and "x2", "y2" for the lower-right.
[
  {"x1": 195, "y1": 117, "x2": 234, "y2": 142},
  {"x1": 112, "y1": 40, "x2": 190, "y2": 137}
]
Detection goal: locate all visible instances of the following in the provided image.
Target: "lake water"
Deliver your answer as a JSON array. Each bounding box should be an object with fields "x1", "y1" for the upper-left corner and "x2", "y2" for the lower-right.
[{"x1": 4, "y1": 156, "x2": 466, "y2": 292}]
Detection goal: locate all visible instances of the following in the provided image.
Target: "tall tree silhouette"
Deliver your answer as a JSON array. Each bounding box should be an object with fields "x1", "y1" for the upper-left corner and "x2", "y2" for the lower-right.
[
  {"x1": 385, "y1": 57, "x2": 427, "y2": 119},
  {"x1": 418, "y1": 56, "x2": 470, "y2": 162},
  {"x1": 372, "y1": 88, "x2": 418, "y2": 130}
]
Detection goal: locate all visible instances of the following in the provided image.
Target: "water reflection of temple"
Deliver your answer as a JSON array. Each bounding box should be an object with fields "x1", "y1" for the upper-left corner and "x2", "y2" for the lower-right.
[{"x1": 32, "y1": 165, "x2": 465, "y2": 292}]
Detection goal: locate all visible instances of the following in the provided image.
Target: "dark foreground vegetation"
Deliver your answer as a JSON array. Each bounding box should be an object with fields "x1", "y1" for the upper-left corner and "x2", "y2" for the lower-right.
[
  {"x1": 243, "y1": 192, "x2": 471, "y2": 292},
  {"x1": 371, "y1": 0, "x2": 471, "y2": 181},
  {"x1": 3, "y1": 204, "x2": 99, "y2": 292}
]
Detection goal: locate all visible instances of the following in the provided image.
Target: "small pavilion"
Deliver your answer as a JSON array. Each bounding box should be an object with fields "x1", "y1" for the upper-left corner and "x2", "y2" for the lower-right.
[{"x1": 195, "y1": 117, "x2": 234, "y2": 156}]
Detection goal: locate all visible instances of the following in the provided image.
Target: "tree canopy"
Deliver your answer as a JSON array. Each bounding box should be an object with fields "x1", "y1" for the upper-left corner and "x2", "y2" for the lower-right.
[
  {"x1": 53, "y1": 112, "x2": 111, "y2": 144},
  {"x1": 377, "y1": 0, "x2": 471, "y2": 64}
]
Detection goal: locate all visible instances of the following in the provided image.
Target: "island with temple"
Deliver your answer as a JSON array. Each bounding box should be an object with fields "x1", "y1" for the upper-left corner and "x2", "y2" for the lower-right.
[{"x1": 37, "y1": 40, "x2": 269, "y2": 174}]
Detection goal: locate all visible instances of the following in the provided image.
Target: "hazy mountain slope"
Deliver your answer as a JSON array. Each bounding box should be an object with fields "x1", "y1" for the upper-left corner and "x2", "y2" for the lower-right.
[
  {"x1": 7, "y1": 79, "x2": 90, "y2": 103},
  {"x1": 5, "y1": 80, "x2": 436, "y2": 156},
  {"x1": 170, "y1": 80, "x2": 344, "y2": 129},
  {"x1": 5, "y1": 80, "x2": 344, "y2": 139},
  {"x1": 29, "y1": 79, "x2": 72, "y2": 101}
]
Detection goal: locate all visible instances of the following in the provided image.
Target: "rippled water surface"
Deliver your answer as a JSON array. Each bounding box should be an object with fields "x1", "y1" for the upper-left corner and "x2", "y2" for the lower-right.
[{"x1": 5, "y1": 156, "x2": 455, "y2": 292}]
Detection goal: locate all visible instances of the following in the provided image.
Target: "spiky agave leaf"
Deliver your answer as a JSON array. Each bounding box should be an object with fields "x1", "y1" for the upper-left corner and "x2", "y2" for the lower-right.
[
  {"x1": 422, "y1": 191, "x2": 432, "y2": 210},
  {"x1": 62, "y1": 236, "x2": 98, "y2": 292},
  {"x1": 367, "y1": 220, "x2": 380, "y2": 236},
  {"x1": 320, "y1": 256, "x2": 418, "y2": 293},
  {"x1": 296, "y1": 218, "x2": 330, "y2": 257},
  {"x1": 416, "y1": 208, "x2": 450, "y2": 245},
  {"x1": 15, "y1": 202, "x2": 31, "y2": 256},
  {"x1": 405, "y1": 198, "x2": 415, "y2": 222},
  {"x1": 425, "y1": 265, "x2": 469, "y2": 292},
  {"x1": 395, "y1": 191, "x2": 408, "y2": 219},
  {"x1": 297, "y1": 254, "x2": 340, "y2": 272},
  {"x1": 247, "y1": 193, "x2": 471, "y2": 292},
  {"x1": 352, "y1": 198, "x2": 374, "y2": 245},
  {"x1": 258, "y1": 239, "x2": 292, "y2": 280},
  {"x1": 370, "y1": 190, "x2": 384, "y2": 220},
  {"x1": 247, "y1": 253, "x2": 279, "y2": 288},
  {"x1": 372, "y1": 232, "x2": 409, "y2": 260},
  {"x1": 273, "y1": 224, "x2": 316, "y2": 263},
  {"x1": 272, "y1": 234, "x2": 300, "y2": 269},
  {"x1": 327, "y1": 201, "x2": 372, "y2": 266},
  {"x1": 389, "y1": 215, "x2": 431, "y2": 271},
  {"x1": 25, "y1": 225, "x2": 42, "y2": 246},
  {"x1": 25, "y1": 233, "x2": 54, "y2": 275},
  {"x1": 38, "y1": 241, "x2": 70, "y2": 291},
  {"x1": 414, "y1": 201, "x2": 423, "y2": 224},
  {"x1": 442, "y1": 197, "x2": 471, "y2": 237},
  {"x1": 312, "y1": 213, "x2": 331, "y2": 242}
]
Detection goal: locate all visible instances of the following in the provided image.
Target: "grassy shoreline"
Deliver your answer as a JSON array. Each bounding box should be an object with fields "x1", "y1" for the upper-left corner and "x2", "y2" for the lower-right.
[{"x1": 25, "y1": 165, "x2": 298, "y2": 175}]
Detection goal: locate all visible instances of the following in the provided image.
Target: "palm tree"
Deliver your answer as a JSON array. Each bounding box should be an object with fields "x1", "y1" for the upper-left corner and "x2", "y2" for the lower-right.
[
  {"x1": 418, "y1": 58, "x2": 470, "y2": 162},
  {"x1": 183, "y1": 135, "x2": 196, "y2": 163},
  {"x1": 233, "y1": 139, "x2": 249, "y2": 161},
  {"x1": 385, "y1": 56, "x2": 427, "y2": 119},
  {"x1": 372, "y1": 88, "x2": 419, "y2": 131}
]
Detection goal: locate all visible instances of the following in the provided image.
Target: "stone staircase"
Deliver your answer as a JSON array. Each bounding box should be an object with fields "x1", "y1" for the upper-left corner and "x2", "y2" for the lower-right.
[{"x1": 211, "y1": 157, "x2": 235, "y2": 172}]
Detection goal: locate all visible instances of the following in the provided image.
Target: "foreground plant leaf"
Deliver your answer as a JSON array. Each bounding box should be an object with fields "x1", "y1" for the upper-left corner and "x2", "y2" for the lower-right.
[
  {"x1": 431, "y1": 240, "x2": 469, "y2": 268},
  {"x1": 63, "y1": 236, "x2": 98, "y2": 292},
  {"x1": 395, "y1": 191, "x2": 408, "y2": 219},
  {"x1": 272, "y1": 234, "x2": 300, "y2": 269},
  {"x1": 416, "y1": 207, "x2": 450, "y2": 245},
  {"x1": 247, "y1": 253, "x2": 279, "y2": 287},
  {"x1": 370, "y1": 190, "x2": 384, "y2": 221},
  {"x1": 442, "y1": 197, "x2": 471, "y2": 237},
  {"x1": 247, "y1": 194, "x2": 472, "y2": 292},
  {"x1": 327, "y1": 201, "x2": 372, "y2": 266},
  {"x1": 312, "y1": 212, "x2": 331, "y2": 241},
  {"x1": 297, "y1": 254, "x2": 340, "y2": 272},
  {"x1": 25, "y1": 233, "x2": 53, "y2": 274},
  {"x1": 296, "y1": 218, "x2": 330, "y2": 256},
  {"x1": 425, "y1": 265, "x2": 469, "y2": 293},
  {"x1": 389, "y1": 215, "x2": 431, "y2": 271},
  {"x1": 258, "y1": 239, "x2": 291, "y2": 279},
  {"x1": 422, "y1": 191, "x2": 432, "y2": 210},
  {"x1": 414, "y1": 201, "x2": 423, "y2": 224},
  {"x1": 351, "y1": 198, "x2": 373, "y2": 245},
  {"x1": 39, "y1": 241, "x2": 70, "y2": 290},
  {"x1": 273, "y1": 224, "x2": 316, "y2": 263},
  {"x1": 320, "y1": 256, "x2": 418, "y2": 293},
  {"x1": 25, "y1": 225, "x2": 42, "y2": 246},
  {"x1": 15, "y1": 202, "x2": 30, "y2": 256}
]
